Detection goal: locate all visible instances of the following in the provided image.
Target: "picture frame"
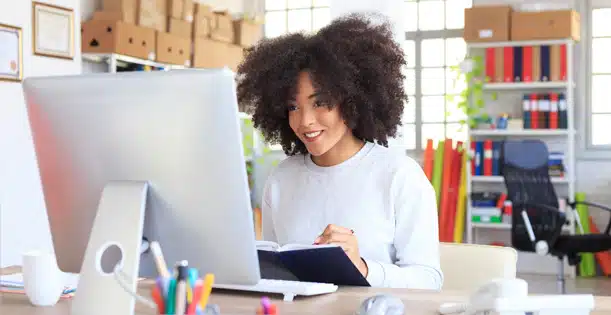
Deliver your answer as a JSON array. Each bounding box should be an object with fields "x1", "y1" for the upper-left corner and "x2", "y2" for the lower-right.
[
  {"x1": 32, "y1": 1, "x2": 74, "y2": 60},
  {"x1": 0, "y1": 23, "x2": 23, "y2": 82}
]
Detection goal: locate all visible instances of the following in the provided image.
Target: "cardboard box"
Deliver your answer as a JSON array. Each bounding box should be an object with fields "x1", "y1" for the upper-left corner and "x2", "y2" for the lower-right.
[
  {"x1": 210, "y1": 11, "x2": 234, "y2": 43},
  {"x1": 168, "y1": 0, "x2": 183, "y2": 19},
  {"x1": 511, "y1": 10, "x2": 580, "y2": 41},
  {"x1": 93, "y1": 10, "x2": 126, "y2": 21},
  {"x1": 138, "y1": 0, "x2": 166, "y2": 32},
  {"x1": 183, "y1": 0, "x2": 194, "y2": 22},
  {"x1": 81, "y1": 19, "x2": 156, "y2": 60},
  {"x1": 192, "y1": 37, "x2": 243, "y2": 71},
  {"x1": 463, "y1": 5, "x2": 512, "y2": 42},
  {"x1": 168, "y1": 18, "x2": 192, "y2": 38},
  {"x1": 194, "y1": 3, "x2": 215, "y2": 27},
  {"x1": 102, "y1": 0, "x2": 137, "y2": 23},
  {"x1": 156, "y1": 31, "x2": 191, "y2": 66},
  {"x1": 193, "y1": 16, "x2": 210, "y2": 38},
  {"x1": 233, "y1": 19, "x2": 262, "y2": 47}
]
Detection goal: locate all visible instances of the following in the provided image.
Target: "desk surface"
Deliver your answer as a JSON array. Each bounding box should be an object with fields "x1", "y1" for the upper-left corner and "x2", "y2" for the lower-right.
[{"x1": 2, "y1": 266, "x2": 611, "y2": 315}]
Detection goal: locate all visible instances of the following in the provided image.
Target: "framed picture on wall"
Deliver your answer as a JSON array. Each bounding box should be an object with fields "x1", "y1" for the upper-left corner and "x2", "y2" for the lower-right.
[
  {"x1": 0, "y1": 23, "x2": 23, "y2": 82},
  {"x1": 32, "y1": 1, "x2": 74, "y2": 60}
]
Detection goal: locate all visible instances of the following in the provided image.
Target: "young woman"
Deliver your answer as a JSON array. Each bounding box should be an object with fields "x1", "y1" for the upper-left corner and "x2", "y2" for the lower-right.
[{"x1": 236, "y1": 13, "x2": 443, "y2": 290}]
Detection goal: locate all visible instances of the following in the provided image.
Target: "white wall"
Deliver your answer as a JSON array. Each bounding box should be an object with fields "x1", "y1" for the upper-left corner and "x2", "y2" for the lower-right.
[
  {"x1": 0, "y1": 0, "x2": 250, "y2": 268},
  {"x1": 0, "y1": 0, "x2": 82, "y2": 267}
]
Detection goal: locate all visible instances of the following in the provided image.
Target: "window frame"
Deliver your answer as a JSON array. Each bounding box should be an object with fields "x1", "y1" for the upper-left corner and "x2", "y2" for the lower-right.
[
  {"x1": 262, "y1": 0, "x2": 330, "y2": 37},
  {"x1": 404, "y1": 28, "x2": 466, "y2": 154},
  {"x1": 579, "y1": 0, "x2": 611, "y2": 159}
]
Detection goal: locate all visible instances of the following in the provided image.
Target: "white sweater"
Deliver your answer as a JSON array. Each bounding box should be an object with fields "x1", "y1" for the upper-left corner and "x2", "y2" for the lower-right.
[{"x1": 261, "y1": 142, "x2": 443, "y2": 290}]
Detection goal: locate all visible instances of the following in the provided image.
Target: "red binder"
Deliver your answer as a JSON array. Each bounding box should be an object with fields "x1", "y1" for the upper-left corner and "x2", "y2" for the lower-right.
[
  {"x1": 485, "y1": 48, "x2": 495, "y2": 82},
  {"x1": 560, "y1": 44, "x2": 567, "y2": 81},
  {"x1": 550, "y1": 93, "x2": 559, "y2": 129},
  {"x1": 483, "y1": 140, "x2": 492, "y2": 176},
  {"x1": 503, "y1": 47, "x2": 514, "y2": 82},
  {"x1": 522, "y1": 46, "x2": 533, "y2": 82},
  {"x1": 470, "y1": 141, "x2": 476, "y2": 176}
]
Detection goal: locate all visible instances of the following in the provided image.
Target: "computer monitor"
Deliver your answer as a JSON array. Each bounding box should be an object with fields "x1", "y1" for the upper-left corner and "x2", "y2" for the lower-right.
[{"x1": 22, "y1": 68, "x2": 260, "y2": 285}]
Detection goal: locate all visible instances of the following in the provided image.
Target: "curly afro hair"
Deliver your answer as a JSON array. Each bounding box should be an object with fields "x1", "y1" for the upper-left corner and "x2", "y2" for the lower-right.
[{"x1": 236, "y1": 13, "x2": 407, "y2": 156}]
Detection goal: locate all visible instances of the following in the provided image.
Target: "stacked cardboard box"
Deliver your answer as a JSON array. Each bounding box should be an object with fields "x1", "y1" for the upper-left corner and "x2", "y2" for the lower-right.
[
  {"x1": 167, "y1": 0, "x2": 193, "y2": 38},
  {"x1": 82, "y1": 0, "x2": 188, "y2": 66},
  {"x1": 190, "y1": 3, "x2": 261, "y2": 71},
  {"x1": 463, "y1": 5, "x2": 580, "y2": 43},
  {"x1": 82, "y1": 0, "x2": 263, "y2": 70}
]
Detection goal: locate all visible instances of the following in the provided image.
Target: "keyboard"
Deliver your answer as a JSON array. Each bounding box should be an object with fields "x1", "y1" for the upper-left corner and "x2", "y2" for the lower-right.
[{"x1": 213, "y1": 279, "x2": 338, "y2": 301}]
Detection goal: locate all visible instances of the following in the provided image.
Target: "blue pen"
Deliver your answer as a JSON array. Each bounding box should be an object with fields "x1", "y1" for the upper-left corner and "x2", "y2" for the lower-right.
[
  {"x1": 63, "y1": 288, "x2": 76, "y2": 294},
  {"x1": 188, "y1": 268, "x2": 199, "y2": 288},
  {"x1": 161, "y1": 276, "x2": 170, "y2": 297},
  {"x1": 155, "y1": 277, "x2": 165, "y2": 295}
]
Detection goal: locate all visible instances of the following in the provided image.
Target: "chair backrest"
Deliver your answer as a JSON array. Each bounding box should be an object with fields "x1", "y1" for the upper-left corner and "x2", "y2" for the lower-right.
[
  {"x1": 502, "y1": 140, "x2": 564, "y2": 252},
  {"x1": 440, "y1": 243, "x2": 517, "y2": 292}
]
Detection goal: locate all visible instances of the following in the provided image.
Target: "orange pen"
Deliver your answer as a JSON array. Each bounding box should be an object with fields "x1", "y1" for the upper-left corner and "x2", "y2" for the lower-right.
[
  {"x1": 188, "y1": 280, "x2": 204, "y2": 315},
  {"x1": 151, "y1": 284, "x2": 165, "y2": 314}
]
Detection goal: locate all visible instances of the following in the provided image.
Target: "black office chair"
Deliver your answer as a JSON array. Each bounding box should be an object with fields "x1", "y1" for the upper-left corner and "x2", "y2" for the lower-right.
[{"x1": 502, "y1": 139, "x2": 611, "y2": 293}]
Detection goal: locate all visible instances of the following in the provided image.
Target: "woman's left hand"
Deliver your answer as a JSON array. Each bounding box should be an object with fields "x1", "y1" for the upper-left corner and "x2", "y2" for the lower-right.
[{"x1": 314, "y1": 224, "x2": 368, "y2": 277}]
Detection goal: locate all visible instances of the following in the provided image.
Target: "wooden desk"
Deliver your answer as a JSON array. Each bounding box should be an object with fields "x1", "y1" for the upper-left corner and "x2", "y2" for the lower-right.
[{"x1": 3, "y1": 266, "x2": 611, "y2": 315}]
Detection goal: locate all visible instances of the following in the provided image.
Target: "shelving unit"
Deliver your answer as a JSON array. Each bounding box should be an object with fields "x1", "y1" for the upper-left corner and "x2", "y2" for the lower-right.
[
  {"x1": 482, "y1": 81, "x2": 571, "y2": 90},
  {"x1": 464, "y1": 38, "x2": 577, "y2": 277},
  {"x1": 82, "y1": 53, "x2": 188, "y2": 73}
]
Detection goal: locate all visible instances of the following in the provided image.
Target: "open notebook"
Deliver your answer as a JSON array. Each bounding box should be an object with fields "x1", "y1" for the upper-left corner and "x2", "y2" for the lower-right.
[{"x1": 255, "y1": 241, "x2": 370, "y2": 286}]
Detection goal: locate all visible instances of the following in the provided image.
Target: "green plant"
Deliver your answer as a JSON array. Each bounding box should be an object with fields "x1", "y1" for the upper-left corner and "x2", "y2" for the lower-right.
[
  {"x1": 241, "y1": 118, "x2": 279, "y2": 177},
  {"x1": 446, "y1": 55, "x2": 494, "y2": 129}
]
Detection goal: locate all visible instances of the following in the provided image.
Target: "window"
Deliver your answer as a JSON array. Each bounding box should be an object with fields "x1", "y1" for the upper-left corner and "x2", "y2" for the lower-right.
[
  {"x1": 263, "y1": 0, "x2": 331, "y2": 151},
  {"x1": 264, "y1": 0, "x2": 331, "y2": 38},
  {"x1": 589, "y1": 5, "x2": 611, "y2": 147},
  {"x1": 263, "y1": 0, "x2": 471, "y2": 152},
  {"x1": 401, "y1": 0, "x2": 471, "y2": 151}
]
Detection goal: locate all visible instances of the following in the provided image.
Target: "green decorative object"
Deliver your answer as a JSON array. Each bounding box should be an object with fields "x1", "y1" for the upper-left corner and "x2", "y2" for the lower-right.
[{"x1": 446, "y1": 55, "x2": 488, "y2": 129}]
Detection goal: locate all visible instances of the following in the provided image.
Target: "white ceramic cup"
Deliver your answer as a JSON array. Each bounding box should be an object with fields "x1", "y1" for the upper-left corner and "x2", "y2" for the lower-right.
[{"x1": 22, "y1": 250, "x2": 64, "y2": 307}]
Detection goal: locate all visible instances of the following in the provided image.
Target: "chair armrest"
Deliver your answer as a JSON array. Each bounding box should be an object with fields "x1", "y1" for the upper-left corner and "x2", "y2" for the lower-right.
[
  {"x1": 572, "y1": 200, "x2": 611, "y2": 213},
  {"x1": 513, "y1": 202, "x2": 566, "y2": 253},
  {"x1": 571, "y1": 200, "x2": 611, "y2": 235}
]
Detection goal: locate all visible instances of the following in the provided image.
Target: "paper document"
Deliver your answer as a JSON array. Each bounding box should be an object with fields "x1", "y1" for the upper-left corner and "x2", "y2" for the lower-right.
[{"x1": 0, "y1": 272, "x2": 80, "y2": 290}]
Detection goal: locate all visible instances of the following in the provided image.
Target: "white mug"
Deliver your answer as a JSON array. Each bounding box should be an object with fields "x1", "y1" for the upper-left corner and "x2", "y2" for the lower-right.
[{"x1": 22, "y1": 250, "x2": 64, "y2": 306}]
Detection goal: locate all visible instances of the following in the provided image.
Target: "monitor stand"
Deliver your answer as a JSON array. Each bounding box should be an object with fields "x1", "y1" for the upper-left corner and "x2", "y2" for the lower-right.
[{"x1": 71, "y1": 181, "x2": 149, "y2": 315}]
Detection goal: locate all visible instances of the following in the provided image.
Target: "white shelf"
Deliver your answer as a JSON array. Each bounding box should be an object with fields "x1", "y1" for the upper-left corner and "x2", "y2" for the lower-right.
[
  {"x1": 82, "y1": 53, "x2": 187, "y2": 70},
  {"x1": 465, "y1": 38, "x2": 577, "y2": 278},
  {"x1": 470, "y1": 129, "x2": 573, "y2": 136},
  {"x1": 471, "y1": 176, "x2": 569, "y2": 184},
  {"x1": 467, "y1": 38, "x2": 574, "y2": 49},
  {"x1": 482, "y1": 81, "x2": 569, "y2": 90},
  {"x1": 472, "y1": 221, "x2": 573, "y2": 232},
  {"x1": 472, "y1": 222, "x2": 512, "y2": 229}
]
